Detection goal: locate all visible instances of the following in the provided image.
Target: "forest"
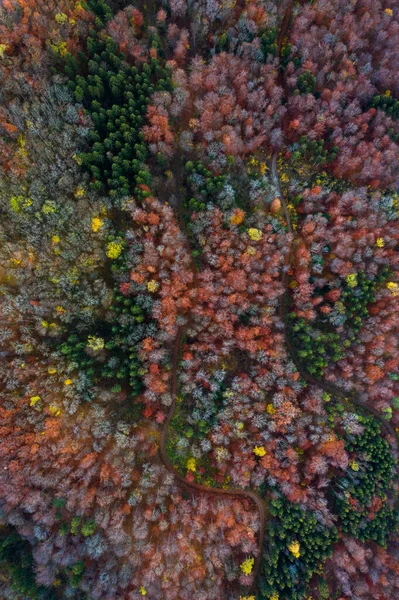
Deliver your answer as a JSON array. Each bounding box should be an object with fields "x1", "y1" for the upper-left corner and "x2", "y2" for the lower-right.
[{"x1": 0, "y1": 0, "x2": 398, "y2": 599}]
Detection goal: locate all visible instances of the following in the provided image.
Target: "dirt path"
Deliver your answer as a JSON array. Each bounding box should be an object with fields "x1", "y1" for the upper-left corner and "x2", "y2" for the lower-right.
[
  {"x1": 277, "y1": 0, "x2": 295, "y2": 53},
  {"x1": 158, "y1": 152, "x2": 398, "y2": 597},
  {"x1": 158, "y1": 161, "x2": 266, "y2": 594},
  {"x1": 159, "y1": 325, "x2": 266, "y2": 593},
  {"x1": 272, "y1": 151, "x2": 399, "y2": 462}
]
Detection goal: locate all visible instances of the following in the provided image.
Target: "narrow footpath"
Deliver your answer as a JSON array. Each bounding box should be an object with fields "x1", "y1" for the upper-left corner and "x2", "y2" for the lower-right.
[
  {"x1": 272, "y1": 152, "x2": 399, "y2": 462},
  {"x1": 158, "y1": 152, "x2": 398, "y2": 598},
  {"x1": 159, "y1": 325, "x2": 266, "y2": 594}
]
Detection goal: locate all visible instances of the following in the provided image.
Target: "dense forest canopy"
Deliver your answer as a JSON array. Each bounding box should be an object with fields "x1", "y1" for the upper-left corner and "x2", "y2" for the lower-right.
[{"x1": 0, "y1": 0, "x2": 398, "y2": 599}]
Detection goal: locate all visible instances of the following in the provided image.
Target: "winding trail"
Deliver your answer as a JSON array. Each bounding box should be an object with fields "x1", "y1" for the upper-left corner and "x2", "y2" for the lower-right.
[
  {"x1": 158, "y1": 151, "x2": 398, "y2": 597},
  {"x1": 272, "y1": 151, "x2": 399, "y2": 461},
  {"x1": 158, "y1": 157, "x2": 266, "y2": 594},
  {"x1": 159, "y1": 324, "x2": 266, "y2": 594},
  {"x1": 277, "y1": 0, "x2": 295, "y2": 54}
]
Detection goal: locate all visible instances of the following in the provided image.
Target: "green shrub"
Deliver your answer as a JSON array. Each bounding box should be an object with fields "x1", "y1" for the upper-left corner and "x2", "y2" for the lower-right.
[
  {"x1": 287, "y1": 313, "x2": 344, "y2": 377},
  {"x1": 290, "y1": 136, "x2": 338, "y2": 167},
  {"x1": 288, "y1": 268, "x2": 391, "y2": 377},
  {"x1": 0, "y1": 529, "x2": 56, "y2": 599},
  {"x1": 333, "y1": 416, "x2": 396, "y2": 546},
  {"x1": 257, "y1": 497, "x2": 337, "y2": 600},
  {"x1": 338, "y1": 268, "x2": 390, "y2": 335},
  {"x1": 81, "y1": 520, "x2": 96, "y2": 537},
  {"x1": 297, "y1": 70, "x2": 316, "y2": 94},
  {"x1": 70, "y1": 561, "x2": 85, "y2": 588},
  {"x1": 64, "y1": 31, "x2": 171, "y2": 203},
  {"x1": 260, "y1": 27, "x2": 278, "y2": 59},
  {"x1": 370, "y1": 94, "x2": 399, "y2": 119}
]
